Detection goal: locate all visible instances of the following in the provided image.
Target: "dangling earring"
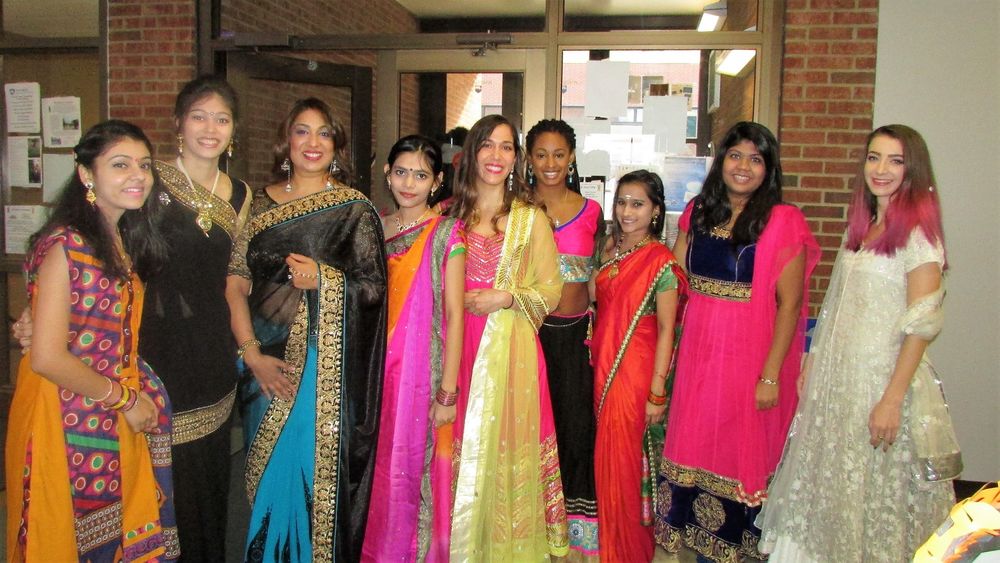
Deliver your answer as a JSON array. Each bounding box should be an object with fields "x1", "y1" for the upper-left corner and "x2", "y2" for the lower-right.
[
  {"x1": 226, "y1": 140, "x2": 234, "y2": 158},
  {"x1": 177, "y1": 134, "x2": 184, "y2": 155},
  {"x1": 527, "y1": 165, "x2": 535, "y2": 186},
  {"x1": 281, "y1": 158, "x2": 292, "y2": 192},
  {"x1": 326, "y1": 160, "x2": 338, "y2": 190},
  {"x1": 85, "y1": 181, "x2": 97, "y2": 206},
  {"x1": 507, "y1": 171, "x2": 514, "y2": 192},
  {"x1": 430, "y1": 183, "x2": 437, "y2": 197},
  {"x1": 567, "y1": 162, "x2": 576, "y2": 186}
]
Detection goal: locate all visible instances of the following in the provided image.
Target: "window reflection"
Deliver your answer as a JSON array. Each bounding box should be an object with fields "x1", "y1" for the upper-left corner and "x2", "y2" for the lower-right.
[
  {"x1": 563, "y1": 0, "x2": 757, "y2": 33},
  {"x1": 561, "y1": 48, "x2": 756, "y2": 226}
]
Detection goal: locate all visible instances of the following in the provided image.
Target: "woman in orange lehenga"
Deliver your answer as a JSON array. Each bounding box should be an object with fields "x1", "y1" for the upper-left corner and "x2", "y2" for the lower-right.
[{"x1": 592, "y1": 170, "x2": 685, "y2": 562}]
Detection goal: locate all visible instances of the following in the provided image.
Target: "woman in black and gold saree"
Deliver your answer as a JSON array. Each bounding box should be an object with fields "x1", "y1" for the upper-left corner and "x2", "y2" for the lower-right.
[{"x1": 226, "y1": 98, "x2": 387, "y2": 562}]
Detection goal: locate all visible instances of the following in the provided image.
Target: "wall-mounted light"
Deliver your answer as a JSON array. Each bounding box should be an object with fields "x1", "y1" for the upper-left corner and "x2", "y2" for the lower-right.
[
  {"x1": 717, "y1": 49, "x2": 755, "y2": 76},
  {"x1": 698, "y1": 1, "x2": 727, "y2": 32}
]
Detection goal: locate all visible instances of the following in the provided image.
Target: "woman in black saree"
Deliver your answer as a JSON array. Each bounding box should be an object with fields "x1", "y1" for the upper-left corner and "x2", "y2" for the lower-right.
[{"x1": 226, "y1": 97, "x2": 387, "y2": 562}]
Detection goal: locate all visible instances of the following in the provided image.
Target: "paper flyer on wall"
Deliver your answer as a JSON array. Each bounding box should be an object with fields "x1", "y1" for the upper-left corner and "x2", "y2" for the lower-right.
[
  {"x1": 42, "y1": 96, "x2": 82, "y2": 147},
  {"x1": 5, "y1": 205, "x2": 48, "y2": 254},
  {"x1": 5, "y1": 82, "x2": 41, "y2": 133},
  {"x1": 6, "y1": 135, "x2": 43, "y2": 188},
  {"x1": 43, "y1": 153, "x2": 75, "y2": 202}
]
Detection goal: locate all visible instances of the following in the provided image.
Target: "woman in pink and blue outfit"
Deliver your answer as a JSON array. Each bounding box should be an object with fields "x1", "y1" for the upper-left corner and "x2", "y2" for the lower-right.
[{"x1": 526, "y1": 119, "x2": 603, "y2": 556}]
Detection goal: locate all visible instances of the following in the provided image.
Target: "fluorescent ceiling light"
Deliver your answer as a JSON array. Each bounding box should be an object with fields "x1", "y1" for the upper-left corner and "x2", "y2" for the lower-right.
[
  {"x1": 698, "y1": 1, "x2": 727, "y2": 32},
  {"x1": 717, "y1": 49, "x2": 756, "y2": 76}
]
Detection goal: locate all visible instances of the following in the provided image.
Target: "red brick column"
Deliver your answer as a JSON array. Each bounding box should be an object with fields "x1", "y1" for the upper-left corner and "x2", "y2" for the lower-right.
[
  {"x1": 779, "y1": 0, "x2": 879, "y2": 310},
  {"x1": 107, "y1": 0, "x2": 197, "y2": 158}
]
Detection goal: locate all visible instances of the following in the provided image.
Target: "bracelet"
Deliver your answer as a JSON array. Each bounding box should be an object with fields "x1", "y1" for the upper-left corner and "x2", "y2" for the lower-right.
[
  {"x1": 237, "y1": 337, "x2": 261, "y2": 359},
  {"x1": 122, "y1": 388, "x2": 140, "y2": 411},
  {"x1": 759, "y1": 376, "x2": 778, "y2": 385},
  {"x1": 95, "y1": 379, "x2": 115, "y2": 403},
  {"x1": 435, "y1": 387, "x2": 459, "y2": 407},
  {"x1": 503, "y1": 293, "x2": 515, "y2": 310},
  {"x1": 104, "y1": 383, "x2": 130, "y2": 410},
  {"x1": 647, "y1": 389, "x2": 667, "y2": 406},
  {"x1": 288, "y1": 266, "x2": 318, "y2": 279}
]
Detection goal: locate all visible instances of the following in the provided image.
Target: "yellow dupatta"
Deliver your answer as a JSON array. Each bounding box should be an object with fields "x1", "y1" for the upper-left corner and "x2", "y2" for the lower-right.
[{"x1": 451, "y1": 200, "x2": 567, "y2": 560}]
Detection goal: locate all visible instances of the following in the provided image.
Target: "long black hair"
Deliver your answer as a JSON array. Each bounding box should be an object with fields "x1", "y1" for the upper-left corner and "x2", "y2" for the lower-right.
[
  {"x1": 525, "y1": 118, "x2": 581, "y2": 193},
  {"x1": 691, "y1": 121, "x2": 783, "y2": 246},
  {"x1": 29, "y1": 120, "x2": 169, "y2": 280}
]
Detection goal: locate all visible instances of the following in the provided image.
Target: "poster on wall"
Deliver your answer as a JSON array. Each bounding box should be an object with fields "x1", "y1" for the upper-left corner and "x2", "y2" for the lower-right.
[
  {"x1": 43, "y1": 153, "x2": 76, "y2": 202},
  {"x1": 42, "y1": 96, "x2": 82, "y2": 147},
  {"x1": 5, "y1": 82, "x2": 41, "y2": 133},
  {"x1": 7, "y1": 135, "x2": 43, "y2": 188},
  {"x1": 5, "y1": 205, "x2": 49, "y2": 254},
  {"x1": 584, "y1": 60, "x2": 629, "y2": 119}
]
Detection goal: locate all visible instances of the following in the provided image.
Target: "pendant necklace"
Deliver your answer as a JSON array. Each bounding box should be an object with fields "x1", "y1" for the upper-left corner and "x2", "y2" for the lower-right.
[
  {"x1": 395, "y1": 207, "x2": 432, "y2": 234},
  {"x1": 608, "y1": 234, "x2": 652, "y2": 278},
  {"x1": 176, "y1": 157, "x2": 221, "y2": 236}
]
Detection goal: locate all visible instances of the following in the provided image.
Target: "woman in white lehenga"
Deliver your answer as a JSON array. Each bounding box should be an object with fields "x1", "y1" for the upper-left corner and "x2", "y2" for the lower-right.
[{"x1": 757, "y1": 124, "x2": 959, "y2": 563}]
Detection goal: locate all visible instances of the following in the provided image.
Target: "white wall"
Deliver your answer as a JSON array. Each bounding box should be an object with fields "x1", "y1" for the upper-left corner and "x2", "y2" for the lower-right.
[{"x1": 874, "y1": 1, "x2": 1000, "y2": 481}]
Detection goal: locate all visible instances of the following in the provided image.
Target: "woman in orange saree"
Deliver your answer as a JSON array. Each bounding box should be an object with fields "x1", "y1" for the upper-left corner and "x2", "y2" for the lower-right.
[{"x1": 592, "y1": 170, "x2": 684, "y2": 562}]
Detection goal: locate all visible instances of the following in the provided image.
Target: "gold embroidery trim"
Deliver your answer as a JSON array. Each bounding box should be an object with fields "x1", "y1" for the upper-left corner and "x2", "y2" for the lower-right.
[
  {"x1": 171, "y1": 388, "x2": 236, "y2": 445},
  {"x1": 495, "y1": 201, "x2": 548, "y2": 331},
  {"x1": 688, "y1": 273, "x2": 752, "y2": 302},
  {"x1": 155, "y1": 160, "x2": 239, "y2": 239},
  {"x1": 659, "y1": 458, "x2": 766, "y2": 506},
  {"x1": 244, "y1": 295, "x2": 309, "y2": 504},
  {"x1": 311, "y1": 265, "x2": 346, "y2": 559},
  {"x1": 248, "y1": 187, "x2": 372, "y2": 240}
]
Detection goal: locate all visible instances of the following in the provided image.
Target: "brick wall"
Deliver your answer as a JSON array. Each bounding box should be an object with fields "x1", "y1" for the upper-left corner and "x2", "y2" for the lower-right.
[
  {"x1": 107, "y1": 0, "x2": 418, "y2": 186},
  {"x1": 105, "y1": 0, "x2": 878, "y2": 307},
  {"x1": 107, "y1": 0, "x2": 197, "y2": 159},
  {"x1": 780, "y1": 0, "x2": 878, "y2": 310}
]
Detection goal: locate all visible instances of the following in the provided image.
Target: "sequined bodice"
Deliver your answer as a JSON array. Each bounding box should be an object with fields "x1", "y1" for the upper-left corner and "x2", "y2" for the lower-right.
[
  {"x1": 465, "y1": 230, "x2": 504, "y2": 284},
  {"x1": 687, "y1": 230, "x2": 756, "y2": 301}
]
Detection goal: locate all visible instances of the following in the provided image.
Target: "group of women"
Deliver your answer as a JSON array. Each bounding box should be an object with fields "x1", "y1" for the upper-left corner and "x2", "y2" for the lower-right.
[{"x1": 4, "y1": 72, "x2": 957, "y2": 563}]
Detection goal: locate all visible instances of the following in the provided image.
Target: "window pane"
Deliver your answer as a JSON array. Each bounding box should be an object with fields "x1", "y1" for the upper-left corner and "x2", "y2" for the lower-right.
[
  {"x1": 395, "y1": 0, "x2": 545, "y2": 33},
  {"x1": 3, "y1": 0, "x2": 98, "y2": 38},
  {"x1": 563, "y1": 0, "x2": 757, "y2": 33},
  {"x1": 561, "y1": 48, "x2": 756, "y2": 226}
]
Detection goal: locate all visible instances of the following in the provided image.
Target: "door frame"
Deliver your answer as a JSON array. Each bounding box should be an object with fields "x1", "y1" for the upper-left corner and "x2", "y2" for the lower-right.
[
  {"x1": 224, "y1": 52, "x2": 374, "y2": 194},
  {"x1": 372, "y1": 48, "x2": 546, "y2": 210}
]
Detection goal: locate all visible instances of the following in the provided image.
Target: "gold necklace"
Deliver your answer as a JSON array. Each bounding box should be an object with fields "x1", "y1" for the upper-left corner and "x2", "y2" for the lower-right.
[
  {"x1": 176, "y1": 157, "x2": 220, "y2": 236},
  {"x1": 608, "y1": 234, "x2": 652, "y2": 278},
  {"x1": 394, "y1": 207, "x2": 432, "y2": 234}
]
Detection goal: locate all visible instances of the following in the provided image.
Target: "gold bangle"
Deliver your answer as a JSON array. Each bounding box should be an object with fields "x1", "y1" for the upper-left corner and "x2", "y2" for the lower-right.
[
  {"x1": 237, "y1": 337, "x2": 261, "y2": 359},
  {"x1": 759, "y1": 376, "x2": 778, "y2": 385},
  {"x1": 105, "y1": 383, "x2": 130, "y2": 410}
]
